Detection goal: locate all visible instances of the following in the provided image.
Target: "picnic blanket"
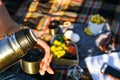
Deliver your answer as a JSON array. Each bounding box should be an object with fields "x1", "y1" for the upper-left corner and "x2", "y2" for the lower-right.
[{"x1": 4, "y1": 0, "x2": 120, "y2": 34}]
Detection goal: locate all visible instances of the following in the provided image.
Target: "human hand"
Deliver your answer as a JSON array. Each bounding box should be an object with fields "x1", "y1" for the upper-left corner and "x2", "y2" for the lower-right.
[
  {"x1": 37, "y1": 39, "x2": 54, "y2": 75},
  {"x1": 33, "y1": 30, "x2": 54, "y2": 75}
]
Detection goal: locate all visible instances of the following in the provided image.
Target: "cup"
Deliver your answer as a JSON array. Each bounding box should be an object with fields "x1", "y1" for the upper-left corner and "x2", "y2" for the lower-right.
[
  {"x1": 66, "y1": 64, "x2": 83, "y2": 80},
  {"x1": 88, "y1": 14, "x2": 106, "y2": 36},
  {"x1": 88, "y1": 21, "x2": 105, "y2": 35},
  {"x1": 20, "y1": 47, "x2": 44, "y2": 74}
]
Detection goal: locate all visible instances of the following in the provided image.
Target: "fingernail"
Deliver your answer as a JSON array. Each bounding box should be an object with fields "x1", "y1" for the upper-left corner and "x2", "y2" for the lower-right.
[
  {"x1": 50, "y1": 71, "x2": 54, "y2": 74},
  {"x1": 39, "y1": 70, "x2": 45, "y2": 75}
]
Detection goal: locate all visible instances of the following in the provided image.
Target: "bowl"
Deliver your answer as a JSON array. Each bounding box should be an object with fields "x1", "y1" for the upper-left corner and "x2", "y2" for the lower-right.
[{"x1": 50, "y1": 34, "x2": 79, "y2": 66}]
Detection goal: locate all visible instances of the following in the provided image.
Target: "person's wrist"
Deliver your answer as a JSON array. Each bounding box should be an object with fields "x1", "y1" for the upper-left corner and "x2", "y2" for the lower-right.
[
  {"x1": 7, "y1": 23, "x2": 22, "y2": 35},
  {"x1": 0, "y1": 24, "x2": 21, "y2": 40},
  {"x1": 0, "y1": 0, "x2": 3, "y2": 6}
]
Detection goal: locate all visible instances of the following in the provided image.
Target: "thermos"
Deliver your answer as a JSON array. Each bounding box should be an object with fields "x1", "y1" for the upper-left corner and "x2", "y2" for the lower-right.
[
  {"x1": 48, "y1": 20, "x2": 59, "y2": 36},
  {"x1": 0, "y1": 29, "x2": 37, "y2": 72}
]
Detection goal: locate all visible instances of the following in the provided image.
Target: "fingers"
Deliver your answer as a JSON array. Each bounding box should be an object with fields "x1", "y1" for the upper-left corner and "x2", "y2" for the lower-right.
[
  {"x1": 39, "y1": 60, "x2": 54, "y2": 75},
  {"x1": 39, "y1": 68, "x2": 45, "y2": 75},
  {"x1": 44, "y1": 54, "x2": 54, "y2": 74},
  {"x1": 39, "y1": 54, "x2": 54, "y2": 75},
  {"x1": 45, "y1": 54, "x2": 52, "y2": 66},
  {"x1": 39, "y1": 62, "x2": 54, "y2": 75},
  {"x1": 46, "y1": 67, "x2": 54, "y2": 74},
  {"x1": 39, "y1": 60, "x2": 47, "y2": 75}
]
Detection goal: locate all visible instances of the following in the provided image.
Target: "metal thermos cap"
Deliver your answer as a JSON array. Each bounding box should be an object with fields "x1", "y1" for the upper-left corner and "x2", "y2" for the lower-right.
[{"x1": 15, "y1": 29, "x2": 37, "y2": 52}]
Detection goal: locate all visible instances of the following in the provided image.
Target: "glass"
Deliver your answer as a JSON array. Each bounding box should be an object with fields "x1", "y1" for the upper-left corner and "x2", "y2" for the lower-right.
[{"x1": 66, "y1": 64, "x2": 83, "y2": 80}]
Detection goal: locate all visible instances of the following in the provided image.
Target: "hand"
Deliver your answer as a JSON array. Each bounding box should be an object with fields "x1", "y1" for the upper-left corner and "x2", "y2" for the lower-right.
[
  {"x1": 39, "y1": 53, "x2": 54, "y2": 75},
  {"x1": 33, "y1": 30, "x2": 54, "y2": 75}
]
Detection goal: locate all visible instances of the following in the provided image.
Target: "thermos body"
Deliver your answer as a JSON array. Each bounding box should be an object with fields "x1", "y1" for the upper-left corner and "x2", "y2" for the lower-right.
[
  {"x1": 0, "y1": 29, "x2": 37, "y2": 72},
  {"x1": 0, "y1": 36, "x2": 21, "y2": 72}
]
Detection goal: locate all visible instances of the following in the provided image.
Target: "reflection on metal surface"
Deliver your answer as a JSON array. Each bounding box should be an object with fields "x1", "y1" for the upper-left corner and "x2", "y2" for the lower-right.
[
  {"x1": 20, "y1": 48, "x2": 44, "y2": 74},
  {"x1": 0, "y1": 29, "x2": 37, "y2": 72}
]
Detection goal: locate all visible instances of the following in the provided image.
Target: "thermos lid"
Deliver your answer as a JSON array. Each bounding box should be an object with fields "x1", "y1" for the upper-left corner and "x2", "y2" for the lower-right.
[
  {"x1": 15, "y1": 29, "x2": 37, "y2": 52},
  {"x1": 48, "y1": 20, "x2": 60, "y2": 29}
]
